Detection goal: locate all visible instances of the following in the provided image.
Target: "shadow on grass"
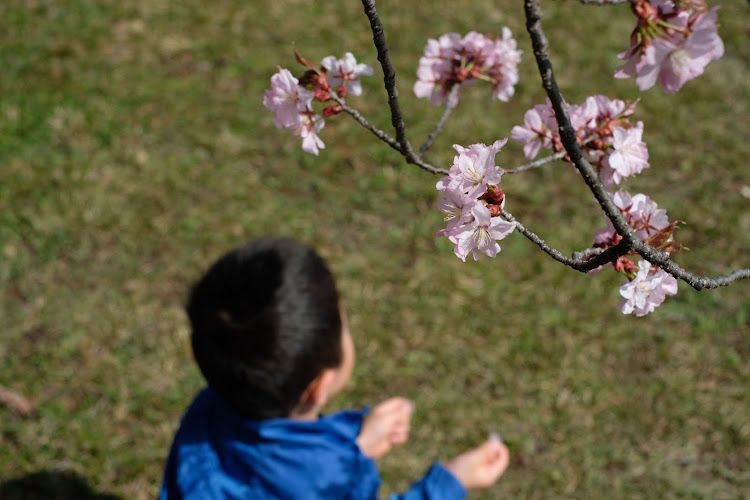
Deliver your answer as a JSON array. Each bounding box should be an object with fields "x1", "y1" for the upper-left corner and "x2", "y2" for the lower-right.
[{"x1": 0, "y1": 470, "x2": 122, "y2": 500}]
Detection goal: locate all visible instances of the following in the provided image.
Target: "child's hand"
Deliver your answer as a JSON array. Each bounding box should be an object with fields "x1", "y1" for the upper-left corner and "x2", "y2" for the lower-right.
[
  {"x1": 444, "y1": 436, "x2": 510, "y2": 490},
  {"x1": 356, "y1": 397, "x2": 414, "y2": 460}
]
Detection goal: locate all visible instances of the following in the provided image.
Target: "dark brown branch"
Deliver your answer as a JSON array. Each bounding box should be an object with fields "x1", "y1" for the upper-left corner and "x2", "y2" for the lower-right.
[
  {"x1": 503, "y1": 210, "x2": 630, "y2": 271},
  {"x1": 360, "y1": 0, "x2": 410, "y2": 154},
  {"x1": 360, "y1": 0, "x2": 450, "y2": 175},
  {"x1": 329, "y1": 94, "x2": 401, "y2": 152},
  {"x1": 523, "y1": 0, "x2": 750, "y2": 290}
]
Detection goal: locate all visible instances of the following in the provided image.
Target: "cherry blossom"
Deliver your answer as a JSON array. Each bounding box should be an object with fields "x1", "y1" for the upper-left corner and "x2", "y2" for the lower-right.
[
  {"x1": 512, "y1": 96, "x2": 649, "y2": 188},
  {"x1": 600, "y1": 123, "x2": 649, "y2": 186},
  {"x1": 593, "y1": 190, "x2": 671, "y2": 246},
  {"x1": 265, "y1": 51, "x2": 375, "y2": 155},
  {"x1": 619, "y1": 260, "x2": 678, "y2": 316},
  {"x1": 414, "y1": 30, "x2": 521, "y2": 106},
  {"x1": 263, "y1": 67, "x2": 314, "y2": 129},
  {"x1": 436, "y1": 140, "x2": 516, "y2": 261},
  {"x1": 446, "y1": 203, "x2": 516, "y2": 262},
  {"x1": 298, "y1": 114, "x2": 325, "y2": 156},
  {"x1": 321, "y1": 52, "x2": 374, "y2": 97},
  {"x1": 614, "y1": 1, "x2": 723, "y2": 93},
  {"x1": 264, "y1": 67, "x2": 326, "y2": 154},
  {"x1": 451, "y1": 140, "x2": 507, "y2": 198},
  {"x1": 510, "y1": 105, "x2": 555, "y2": 159},
  {"x1": 436, "y1": 188, "x2": 477, "y2": 233}
]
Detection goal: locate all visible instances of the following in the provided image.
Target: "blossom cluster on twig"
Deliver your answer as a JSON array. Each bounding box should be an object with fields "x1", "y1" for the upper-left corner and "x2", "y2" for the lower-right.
[
  {"x1": 615, "y1": 0, "x2": 723, "y2": 93},
  {"x1": 589, "y1": 190, "x2": 685, "y2": 315},
  {"x1": 435, "y1": 140, "x2": 517, "y2": 261},
  {"x1": 414, "y1": 30, "x2": 522, "y2": 106},
  {"x1": 261, "y1": 0, "x2": 748, "y2": 316},
  {"x1": 263, "y1": 52, "x2": 373, "y2": 155},
  {"x1": 511, "y1": 95, "x2": 649, "y2": 188}
]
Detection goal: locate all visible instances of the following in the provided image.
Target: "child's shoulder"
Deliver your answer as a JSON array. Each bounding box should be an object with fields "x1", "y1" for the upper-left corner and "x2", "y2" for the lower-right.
[{"x1": 164, "y1": 394, "x2": 380, "y2": 499}]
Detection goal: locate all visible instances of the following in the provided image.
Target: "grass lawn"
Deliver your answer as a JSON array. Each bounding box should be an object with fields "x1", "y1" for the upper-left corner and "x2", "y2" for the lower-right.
[{"x1": 1, "y1": 0, "x2": 748, "y2": 498}]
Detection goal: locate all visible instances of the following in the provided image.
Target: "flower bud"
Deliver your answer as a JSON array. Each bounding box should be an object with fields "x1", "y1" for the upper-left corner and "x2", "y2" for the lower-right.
[
  {"x1": 486, "y1": 204, "x2": 502, "y2": 217},
  {"x1": 298, "y1": 69, "x2": 320, "y2": 88},
  {"x1": 481, "y1": 185, "x2": 505, "y2": 206},
  {"x1": 322, "y1": 104, "x2": 343, "y2": 117},
  {"x1": 313, "y1": 88, "x2": 331, "y2": 102},
  {"x1": 633, "y1": 0, "x2": 659, "y2": 23},
  {"x1": 614, "y1": 256, "x2": 636, "y2": 275}
]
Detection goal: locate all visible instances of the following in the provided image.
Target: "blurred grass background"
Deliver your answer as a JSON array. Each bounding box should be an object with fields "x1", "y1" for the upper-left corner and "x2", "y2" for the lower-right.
[{"x1": 1, "y1": 0, "x2": 748, "y2": 498}]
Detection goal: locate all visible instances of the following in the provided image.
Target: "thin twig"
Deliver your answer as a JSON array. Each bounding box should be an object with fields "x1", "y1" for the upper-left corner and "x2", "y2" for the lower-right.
[
  {"x1": 503, "y1": 210, "x2": 630, "y2": 271},
  {"x1": 572, "y1": 247, "x2": 606, "y2": 261},
  {"x1": 523, "y1": 0, "x2": 750, "y2": 290},
  {"x1": 329, "y1": 94, "x2": 401, "y2": 152},
  {"x1": 359, "y1": 0, "x2": 449, "y2": 175},
  {"x1": 418, "y1": 84, "x2": 461, "y2": 157},
  {"x1": 504, "y1": 150, "x2": 567, "y2": 174}
]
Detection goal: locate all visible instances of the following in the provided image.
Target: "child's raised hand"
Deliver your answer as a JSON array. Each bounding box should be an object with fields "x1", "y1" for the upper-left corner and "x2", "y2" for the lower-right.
[
  {"x1": 444, "y1": 436, "x2": 510, "y2": 490},
  {"x1": 356, "y1": 397, "x2": 414, "y2": 460}
]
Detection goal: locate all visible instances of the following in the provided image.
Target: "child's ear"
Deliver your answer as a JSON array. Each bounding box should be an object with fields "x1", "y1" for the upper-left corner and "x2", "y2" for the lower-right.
[{"x1": 299, "y1": 369, "x2": 337, "y2": 409}]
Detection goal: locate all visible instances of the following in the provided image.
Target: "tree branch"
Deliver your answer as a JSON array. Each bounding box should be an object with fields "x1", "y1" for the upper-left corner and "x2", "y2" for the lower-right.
[
  {"x1": 523, "y1": 0, "x2": 750, "y2": 290},
  {"x1": 504, "y1": 150, "x2": 567, "y2": 174},
  {"x1": 360, "y1": 0, "x2": 449, "y2": 175},
  {"x1": 503, "y1": 210, "x2": 630, "y2": 271},
  {"x1": 329, "y1": 94, "x2": 402, "y2": 152},
  {"x1": 418, "y1": 84, "x2": 461, "y2": 157}
]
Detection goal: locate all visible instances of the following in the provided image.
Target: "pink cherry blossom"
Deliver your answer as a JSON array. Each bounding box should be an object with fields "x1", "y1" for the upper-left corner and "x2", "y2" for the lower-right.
[
  {"x1": 511, "y1": 96, "x2": 649, "y2": 187},
  {"x1": 436, "y1": 139, "x2": 516, "y2": 260},
  {"x1": 486, "y1": 28, "x2": 522, "y2": 102},
  {"x1": 451, "y1": 139, "x2": 507, "y2": 198},
  {"x1": 614, "y1": 2, "x2": 723, "y2": 93},
  {"x1": 593, "y1": 190, "x2": 671, "y2": 247},
  {"x1": 510, "y1": 105, "x2": 555, "y2": 159},
  {"x1": 264, "y1": 67, "x2": 326, "y2": 155},
  {"x1": 647, "y1": 8, "x2": 723, "y2": 93},
  {"x1": 619, "y1": 260, "x2": 678, "y2": 316},
  {"x1": 263, "y1": 67, "x2": 314, "y2": 129},
  {"x1": 627, "y1": 193, "x2": 670, "y2": 240},
  {"x1": 448, "y1": 204, "x2": 516, "y2": 262},
  {"x1": 436, "y1": 188, "x2": 477, "y2": 233},
  {"x1": 298, "y1": 114, "x2": 325, "y2": 156},
  {"x1": 321, "y1": 52, "x2": 374, "y2": 97},
  {"x1": 414, "y1": 30, "x2": 521, "y2": 106},
  {"x1": 600, "y1": 123, "x2": 649, "y2": 187}
]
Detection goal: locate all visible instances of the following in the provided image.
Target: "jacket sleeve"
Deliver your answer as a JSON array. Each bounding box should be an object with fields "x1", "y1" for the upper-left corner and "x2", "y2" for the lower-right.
[{"x1": 387, "y1": 463, "x2": 466, "y2": 500}]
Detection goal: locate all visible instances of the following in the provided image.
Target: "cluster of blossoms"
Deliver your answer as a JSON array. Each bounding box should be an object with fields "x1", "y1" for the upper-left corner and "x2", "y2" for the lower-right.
[
  {"x1": 435, "y1": 139, "x2": 517, "y2": 261},
  {"x1": 591, "y1": 190, "x2": 683, "y2": 316},
  {"x1": 511, "y1": 95, "x2": 649, "y2": 188},
  {"x1": 263, "y1": 52, "x2": 373, "y2": 155},
  {"x1": 615, "y1": 0, "x2": 723, "y2": 93},
  {"x1": 414, "y1": 29, "x2": 522, "y2": 106}
]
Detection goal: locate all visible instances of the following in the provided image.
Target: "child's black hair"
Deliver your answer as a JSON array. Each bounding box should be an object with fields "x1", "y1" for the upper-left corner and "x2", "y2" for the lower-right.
[{"x1": 187, "y1": 237, "x2": 343, "y2": 420}]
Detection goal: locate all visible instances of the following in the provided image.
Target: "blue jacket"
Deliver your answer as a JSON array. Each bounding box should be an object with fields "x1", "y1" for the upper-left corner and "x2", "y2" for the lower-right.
[{"x1": 160, "y1": 388, "x2": 466, "y2": 499}]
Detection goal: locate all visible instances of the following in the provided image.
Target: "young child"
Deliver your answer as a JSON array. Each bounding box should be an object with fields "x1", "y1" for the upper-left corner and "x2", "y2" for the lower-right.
[{"x1": 160, "y1": 237, "x2": 509, "y2": 499}]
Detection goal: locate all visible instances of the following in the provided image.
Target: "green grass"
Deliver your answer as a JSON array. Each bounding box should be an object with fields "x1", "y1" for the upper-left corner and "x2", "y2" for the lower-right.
[{"x1": 1, "y1": 1, "x2": 748, "y2": 499}]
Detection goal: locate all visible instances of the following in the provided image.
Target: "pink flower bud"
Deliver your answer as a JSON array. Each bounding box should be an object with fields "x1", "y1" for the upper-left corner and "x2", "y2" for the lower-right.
[
  {"x1": 486, "y1": 204, "x2": 502, "y2": 217},
  {"x1": 322, "y1": 104, "x2": 342, "y2": 117},
  {"x1": 313, "y1": 88, "x2": 331, "y2": 102},
  {"x1": 633, "y1": 0, "x2": 659, "y2": 24},
  {"x1": 481, "y1": 185, "x2": 505, "y2": 206},
  {"x1": 614, "y1": 256, "x2": 636, "y2": 275}
]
